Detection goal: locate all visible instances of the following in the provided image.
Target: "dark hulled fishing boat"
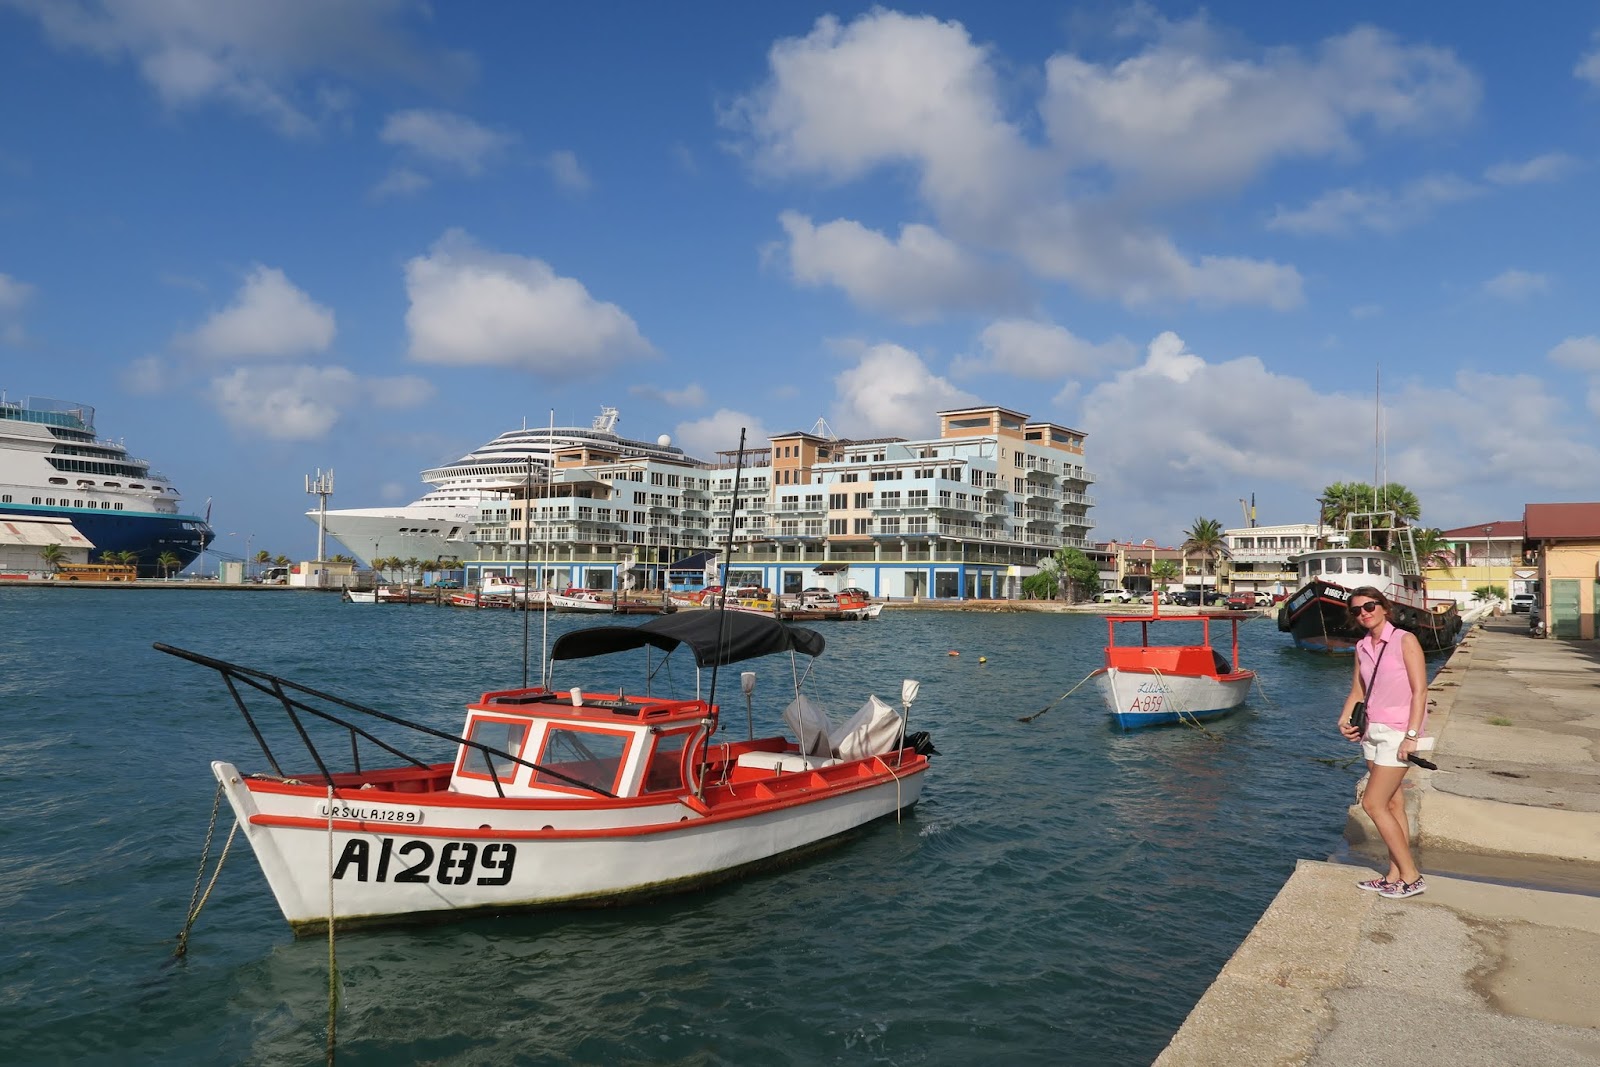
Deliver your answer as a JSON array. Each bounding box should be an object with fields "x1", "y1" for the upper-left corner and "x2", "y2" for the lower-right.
[{"x1": 1276, "y1": 544, "x2": 1461, "y2": 653}]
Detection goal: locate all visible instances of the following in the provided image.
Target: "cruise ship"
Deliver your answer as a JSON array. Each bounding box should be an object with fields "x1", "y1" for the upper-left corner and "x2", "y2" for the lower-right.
[
  {"x1": 0, "y1": 394, "x2": 214, "y2": 573},
  {"x1": 312, "y1": 407, "x2": 702, "y2": 566}
]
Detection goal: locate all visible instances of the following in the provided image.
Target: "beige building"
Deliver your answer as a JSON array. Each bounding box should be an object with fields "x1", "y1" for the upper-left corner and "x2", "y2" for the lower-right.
[
  {"x1": 0, "y1": 516, "x2": 94, "y2": 576},
  {"x1": 1525, "y1": 502, "x2": 1600, "y2": 640}
]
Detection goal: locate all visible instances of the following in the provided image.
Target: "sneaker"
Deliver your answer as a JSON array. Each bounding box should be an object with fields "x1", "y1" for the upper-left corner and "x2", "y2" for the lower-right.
[
  {"x1": 1356, "y1": 877, "x2": 1396, "y2": 892},
  {"x1": 1379, "y1": 876, "x2": 1427, "y2": 899}
]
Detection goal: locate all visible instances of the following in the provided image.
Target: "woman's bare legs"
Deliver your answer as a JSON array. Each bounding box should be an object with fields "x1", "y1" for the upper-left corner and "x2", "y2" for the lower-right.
[{"x1": 1361, "y1": 763, "x2": 1418, "y2": 883}]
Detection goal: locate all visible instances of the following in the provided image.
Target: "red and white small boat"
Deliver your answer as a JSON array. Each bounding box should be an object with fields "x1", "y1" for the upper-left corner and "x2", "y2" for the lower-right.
[
  {"x1": 158, "y1": 611, "x2": 935, "y2": 934},
  {"x1": 1093, "y1": 602, "x2": 1255, "y2": 729}
]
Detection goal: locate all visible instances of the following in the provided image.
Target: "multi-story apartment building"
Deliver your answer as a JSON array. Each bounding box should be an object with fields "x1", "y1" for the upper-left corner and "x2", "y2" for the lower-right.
[
  {"x1": 1221, "y1": 522, "x2": 1321, "y2": 593},
  {"x1": 464, "y1": 404, "x2": 1094, "y2": 599}
]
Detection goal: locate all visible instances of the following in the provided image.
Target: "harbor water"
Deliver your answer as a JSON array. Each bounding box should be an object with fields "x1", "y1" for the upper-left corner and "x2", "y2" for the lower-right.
[{"x1": 0, "y1": 591, "x2": 1371, "y2": 1065}]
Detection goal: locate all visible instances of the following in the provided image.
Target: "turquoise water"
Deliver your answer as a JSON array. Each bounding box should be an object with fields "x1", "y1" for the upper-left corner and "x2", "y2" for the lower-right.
[{"x1": 0, "y1": 592, "x2": 1366, "y2": 1066}]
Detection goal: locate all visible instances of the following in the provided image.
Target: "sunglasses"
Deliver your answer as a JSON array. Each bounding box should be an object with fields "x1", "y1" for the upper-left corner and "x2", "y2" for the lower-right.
[{"x1": 1350, "y1": 602, "x2": 1381, "y2": 615}]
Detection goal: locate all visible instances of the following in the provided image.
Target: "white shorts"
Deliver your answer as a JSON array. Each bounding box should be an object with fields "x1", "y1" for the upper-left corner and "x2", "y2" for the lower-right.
[{"x1": 1362, "y1": 722, "x2": 1433, "y2": 768}]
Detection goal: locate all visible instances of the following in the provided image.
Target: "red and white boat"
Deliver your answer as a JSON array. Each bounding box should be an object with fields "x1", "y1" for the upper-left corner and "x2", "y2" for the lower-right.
[
  {"x1": 158, "y1": 612, "x2": 935, "y2": 934},
  {"x1": 1093, "y1": 602, "x2": 1255, "y2": 729}
]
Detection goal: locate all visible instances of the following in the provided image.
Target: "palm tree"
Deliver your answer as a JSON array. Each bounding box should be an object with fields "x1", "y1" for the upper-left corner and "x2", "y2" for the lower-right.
[
  {"x1": 1181, "y1": 517, "x2": 1228, "y2": 595},
  {"x1": 1411, "y1": 528, "x2": 1454, "y2": 574},
  {"x1": 273, "y1": 554, "x2": 290, "y2": 568},
  {"x1": 404, "y1": 557, "x2": 422, "y2": 582},
  {"x1": 254, "y1": 549, "x2": 271, "y2": 581},
  {"x1": 156, "y1": 551, "x2": 181, "y2": 579},
  {"x1": 40, "y1": 543, "x2": 65, "y2": 574}
]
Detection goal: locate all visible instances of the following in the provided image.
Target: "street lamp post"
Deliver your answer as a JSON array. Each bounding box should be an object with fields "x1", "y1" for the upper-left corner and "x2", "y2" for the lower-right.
[{"x1": 1483, "y1": 525, "x2": 1493, "y2": 588}]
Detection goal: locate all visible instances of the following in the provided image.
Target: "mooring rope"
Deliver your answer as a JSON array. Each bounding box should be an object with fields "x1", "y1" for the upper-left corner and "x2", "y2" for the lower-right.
[
  {"x1": 173, "y1": 783, "x2": 239, "y2": 960},
  {"x1": 325, "y1": 785, "x2": 339, "y2": 1066},
  {"x1": 1018, "y1": 669, "x2": 1099, "y2": 722},
  {"x1": 1147, "y1": 667, "x2": 1223, "y2": 742}
]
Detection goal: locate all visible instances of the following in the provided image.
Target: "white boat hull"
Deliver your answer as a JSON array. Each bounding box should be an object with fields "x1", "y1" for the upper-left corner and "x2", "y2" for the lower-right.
[
  {"x1": 212, "y1": 759, "x2": 925, "y2": 931},
  {"x1": 1094, "y1": 668, "x2": 1253, "y2": 729},
  {"x1": 343, "y1": 590, "x2": 377, "y2": 604}
]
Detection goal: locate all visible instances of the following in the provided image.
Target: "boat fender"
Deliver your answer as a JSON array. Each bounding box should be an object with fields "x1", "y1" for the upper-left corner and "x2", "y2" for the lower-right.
[{"x1": 947, "y1": 650, "x2": 959, "y2": 657}]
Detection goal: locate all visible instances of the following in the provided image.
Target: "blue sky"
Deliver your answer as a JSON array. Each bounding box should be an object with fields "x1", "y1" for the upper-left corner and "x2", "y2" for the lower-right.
[{"x1": 4, "y1": 1, "x2": 1599, "y2": 565}]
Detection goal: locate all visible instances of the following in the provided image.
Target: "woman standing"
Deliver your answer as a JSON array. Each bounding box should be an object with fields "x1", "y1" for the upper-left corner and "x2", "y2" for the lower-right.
[{"x1": 1337, "y1": 586, "x2": 1430, "y2": 898}]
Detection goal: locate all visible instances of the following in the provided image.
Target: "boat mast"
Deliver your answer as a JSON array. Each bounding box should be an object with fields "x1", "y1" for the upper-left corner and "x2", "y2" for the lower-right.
[{"x1": 706, "y1": 428, "x2": 747, "y2": 724}]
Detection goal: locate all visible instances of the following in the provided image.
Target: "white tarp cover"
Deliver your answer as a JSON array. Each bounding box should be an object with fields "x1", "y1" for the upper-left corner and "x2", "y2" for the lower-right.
[
  {"x1": 0, "y1": 518, "x2": 94, "y2": 548},
  {"x1": 782, "y1": 695, "x2": 833, "y2": 757},
  {"x1": 830, "y1": 694, "x2": 904, "y2": 762}
]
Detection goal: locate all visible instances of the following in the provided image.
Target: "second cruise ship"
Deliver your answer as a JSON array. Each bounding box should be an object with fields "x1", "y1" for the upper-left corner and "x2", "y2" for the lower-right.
[{"x1": 311, "y1": 407, "x2": 702, "y2": 566}]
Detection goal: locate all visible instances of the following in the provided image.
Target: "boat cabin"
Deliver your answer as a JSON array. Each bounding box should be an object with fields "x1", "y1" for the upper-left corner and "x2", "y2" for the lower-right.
[
  {"x1": 452, "y1": 688, "x2": 709, "y2": 800},
  {"x1": 1291, "y1": 548, "x2": 1425, "y2": 599}
]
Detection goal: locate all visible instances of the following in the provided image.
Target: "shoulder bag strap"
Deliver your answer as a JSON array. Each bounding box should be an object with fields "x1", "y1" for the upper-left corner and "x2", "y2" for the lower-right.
[{"x1": 1360, "y1": 637, "x2": 1389, "y2": 698}]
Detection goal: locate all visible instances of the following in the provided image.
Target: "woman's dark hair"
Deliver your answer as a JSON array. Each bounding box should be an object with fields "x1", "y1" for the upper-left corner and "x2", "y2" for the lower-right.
[{"x1": 1348, "y1": 586, "x2": 1391, "y2": 618}]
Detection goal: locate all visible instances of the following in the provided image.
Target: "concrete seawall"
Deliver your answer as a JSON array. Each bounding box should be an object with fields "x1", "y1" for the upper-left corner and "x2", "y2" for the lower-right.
[{"x1": 1157, "y1": 617, "x2": 1600, "y2": 1065}]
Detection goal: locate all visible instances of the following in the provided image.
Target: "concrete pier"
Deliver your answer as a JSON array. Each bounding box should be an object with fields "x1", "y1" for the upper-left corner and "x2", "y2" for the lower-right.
[{"x1": 1157, "y1": 617, "x2": 1600, "y2": 1065}]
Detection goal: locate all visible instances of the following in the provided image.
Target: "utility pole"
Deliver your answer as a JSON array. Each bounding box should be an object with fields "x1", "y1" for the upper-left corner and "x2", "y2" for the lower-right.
[{"x1": 306, "y1": 469, "x2": 334, "y2": 563}]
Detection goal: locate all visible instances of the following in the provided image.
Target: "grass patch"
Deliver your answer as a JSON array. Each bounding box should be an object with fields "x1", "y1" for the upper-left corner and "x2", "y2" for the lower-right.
[{"x1": 1487, "y1": 716, "x2": 1513, "y2": 726}]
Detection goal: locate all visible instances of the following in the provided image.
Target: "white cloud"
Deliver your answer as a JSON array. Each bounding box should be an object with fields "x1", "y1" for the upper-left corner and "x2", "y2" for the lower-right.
[
  {"x1": 1549, "y1": 336, "x2": 1600, "y2": 372},
  {"x1": 379, "y1": 109, "x2": 510, "y2": 174},
  {"x1": 779, "y1": 212, "x2": 1022, "y2": 322},
  {"x1": 207, "y1": 364, "x2": 433, "y2": 439},
  {"x1": 630, "y1": 383, "x2": 707, "y2": 408},
  {"x1": 1076, "y1": 333, "x2": 1600, "y2": 540},
  {"x1": 208, "y1": 364, "x2": 356, "y2": 439},
  {"x1": 732, "y1": 10, "x2": 1440, "y2": 311},
  {"x1": 1040, "y1": 22, "x2": 1479, "y2": 196},
  {"x1": 1576, "y1": 33, "x2": 1600, "y2": 87},
  {"x1": 830, "y1": 343, "x2": 978, "y2": 438},
  {"x1": 544, "y1": 150, "x2": 590, "y2": 192},
  {"x1": 121, "y1": 355, "x2": 168, "y2": 394},
  {"x1": 673, "y1": 409, "x2": 774, "y2": 460},
  {"x1": 11, "y1": 0, "x2": 473, "y2": 137},
  {"x1": 1485, "y1": 152, "x2": 1577, "y2": 185},
  {"x1": 0, "y1": 271, "x2": 34, "y2": 343},
  {"x1": 1267, "y1": 174, "x2": 1481, "y2": 235},
  {"x1": 403, "y1": 230, "x2": 654, "y2": 374},
  {"x1": 1482, "y1": 269, "x2": 1548, "y2": 301},
  {"x1": 177, "y1": 266, "x2": 335, "y2": 360},
  {"x1": 372, "y1": 166, "x2": 431, "y2": 199},
  {"x1": 955, "y1": 319, "x2": 1136, "y2": 380}
]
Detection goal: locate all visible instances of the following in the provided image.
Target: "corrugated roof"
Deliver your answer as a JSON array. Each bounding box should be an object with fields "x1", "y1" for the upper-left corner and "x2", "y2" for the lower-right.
[
  {"x1": 0, "y1": 518, "x2": 94, "y2": 548},
  {"x1": 1439, "y1": 519, "x2": 1524, "y2": 539},
  {"x1": 1523, "y1": 502, "x2": 1600, "y2": 539}
]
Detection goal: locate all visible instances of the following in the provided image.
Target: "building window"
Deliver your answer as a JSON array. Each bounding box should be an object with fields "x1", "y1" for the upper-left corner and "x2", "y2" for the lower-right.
[
  {"x1": 854, "y1": 492, "x2": 871, "y2": 509},
  {"x1": 853, "y1": 518, "x2": 871, "y2": 534},
  {"x1": 829, "y1": 493, "x2": 847, "y2": 509},
  {"x1": 829, "y1": 519, "x2": 847, "y2": 534}
]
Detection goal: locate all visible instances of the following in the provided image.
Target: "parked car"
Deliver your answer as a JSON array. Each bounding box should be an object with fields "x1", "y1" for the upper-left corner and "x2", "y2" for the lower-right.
[
  {"x1": 1099, "y1": 589, "x2": 1132, "y2": 603},
  {"x1": 1166, "y1": 590, "x2": 1195, "y2": 606},
  {"x1": 1511, "y1": 593, "x2": 1534, "y2": 614},
  {"x1": 1224, "y1": 592, "x2": 1257, "y2": 610},
  {"x1": 1253, "y1": 591, "x2": 1274, "y2": 606}
]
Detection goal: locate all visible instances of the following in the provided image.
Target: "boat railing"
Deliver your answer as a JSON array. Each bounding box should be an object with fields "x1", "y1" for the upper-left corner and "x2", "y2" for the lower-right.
[{"x1": 153, "y1": 643, "x2": 615, "y2": 798}]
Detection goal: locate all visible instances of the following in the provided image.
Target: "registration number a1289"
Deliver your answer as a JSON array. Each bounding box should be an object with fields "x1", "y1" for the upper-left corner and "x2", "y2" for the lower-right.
[{"x1": 332, "y1": 838, "x2": 516, "y2": 886}]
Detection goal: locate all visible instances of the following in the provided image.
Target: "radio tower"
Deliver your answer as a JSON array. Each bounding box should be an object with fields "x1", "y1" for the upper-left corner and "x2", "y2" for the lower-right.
[{"x1": 306, "y1": 468, "x2": 334, "y2": 562}]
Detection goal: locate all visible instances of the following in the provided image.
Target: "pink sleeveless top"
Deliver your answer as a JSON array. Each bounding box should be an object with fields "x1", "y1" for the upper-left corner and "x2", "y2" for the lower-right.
[{"x1": 1356, "y1": 622, "x2": 1418, "y2": 731}]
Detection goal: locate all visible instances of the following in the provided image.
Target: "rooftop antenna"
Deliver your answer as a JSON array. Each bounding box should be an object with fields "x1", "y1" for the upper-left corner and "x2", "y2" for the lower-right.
[
  {"x1": 305, "y1": 468, "x2": 334, "y2": 562},
  {"x1": 809, "y1": 415, "x2": 839, "y2": 440}
]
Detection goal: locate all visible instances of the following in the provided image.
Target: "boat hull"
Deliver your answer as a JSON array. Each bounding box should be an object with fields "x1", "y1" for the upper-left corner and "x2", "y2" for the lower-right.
[
  {"x1": 1276, "y1": 578, "x2": 1461, "y2": 653},
  {"x1": 212, "y1": 757, "x2": 927, "y2": 933},
  {"x1": 1094, "y1": 667, "x2": 1254, "y2": 729}
]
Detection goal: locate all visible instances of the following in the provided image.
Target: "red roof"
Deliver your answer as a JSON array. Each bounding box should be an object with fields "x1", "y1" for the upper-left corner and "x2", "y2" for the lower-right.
[
  {"x1": 1438, "y1": 520, "x2": 1524, "y2": 539},
  {"x1": 1523, "y1": 502, "x2": 1600, "y2": 540}
]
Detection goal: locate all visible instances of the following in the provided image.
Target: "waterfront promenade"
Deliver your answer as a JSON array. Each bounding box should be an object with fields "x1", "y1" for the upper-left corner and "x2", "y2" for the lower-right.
[{"x1": 1157, "y1": 617, "x2": 1600, "y2": 1065}]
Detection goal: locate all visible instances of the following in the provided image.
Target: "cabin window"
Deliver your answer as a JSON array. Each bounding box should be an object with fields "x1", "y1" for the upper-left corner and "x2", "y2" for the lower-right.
[
  {"x1": 1367, "y1": 559, "x2": 1384, "y2": 575},
  {"x1": 641, "y1": 728, "x2": 696, "y2": 793},
  {"x1": 535, "y1": 726, "x2": 630, "y2": 794},
  {"x1": 1323, "y1": 559, "x2": 1342, "y2": 574},
  {"x1": 1344, "y1": 558, "x2": 1364, "y2": 574},
  {"x1": 459, "y1": 717, "x2": 529, "y2": 782}
]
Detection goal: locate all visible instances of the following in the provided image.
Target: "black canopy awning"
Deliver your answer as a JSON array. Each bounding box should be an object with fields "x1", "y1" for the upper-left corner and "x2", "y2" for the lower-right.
[{"x1": 549, "y1": 610, "x2": 825, "y2": 668}]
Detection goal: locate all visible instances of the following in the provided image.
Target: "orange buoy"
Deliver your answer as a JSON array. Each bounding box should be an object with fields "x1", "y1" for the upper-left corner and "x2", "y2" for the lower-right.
[{"x1": 947, "y1": 650, "x2": 959, "y2": 656}]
